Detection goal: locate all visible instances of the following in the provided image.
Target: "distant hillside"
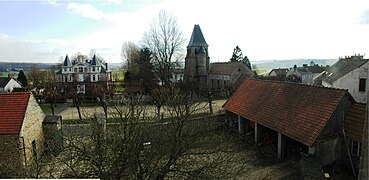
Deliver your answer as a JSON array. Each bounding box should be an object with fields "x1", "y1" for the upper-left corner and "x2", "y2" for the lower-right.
[
  {"x1": 0, "y1": 62, "x2": 58, "y2": 71},
  {"x1": 251, "y1": 59, "x2": 338, "y2": 70},
  {"x1": 0, "y1": 62, "x2": 124, "y2": 71}
]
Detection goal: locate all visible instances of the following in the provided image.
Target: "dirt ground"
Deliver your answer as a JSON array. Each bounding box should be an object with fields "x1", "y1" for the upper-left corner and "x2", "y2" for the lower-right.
[{"x1": 58, "y1": 99, "x2": 228, "y2": 120}]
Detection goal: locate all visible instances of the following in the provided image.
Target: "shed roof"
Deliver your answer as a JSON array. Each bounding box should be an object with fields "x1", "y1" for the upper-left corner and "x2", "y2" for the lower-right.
[
  {"x1": 0, "y1": 92, "x2": 30, "y2": 135},
  {"x1": 223, "y1": 79, "x2": 349, "y2": 146},
  {"x1": 344, "y1": 103, "x2": 366, "y2": 141}
]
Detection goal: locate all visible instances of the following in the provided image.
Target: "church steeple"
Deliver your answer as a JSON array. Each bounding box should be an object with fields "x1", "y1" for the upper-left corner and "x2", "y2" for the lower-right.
[
  {"x1": 184, "y1": 24, "x2": 210, "y2": 91},
  {"x1": 188, "y1": 24, "x2": 208, "y2": 47}
]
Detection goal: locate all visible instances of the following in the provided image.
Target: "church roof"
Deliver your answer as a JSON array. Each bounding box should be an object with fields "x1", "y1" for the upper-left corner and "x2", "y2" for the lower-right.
[
  {"x1": 62, "y1": 55, "x2": 72, "y2": 67},
  {"x1": 188, "y1": 24, "x2": 208, "y2": 47}
]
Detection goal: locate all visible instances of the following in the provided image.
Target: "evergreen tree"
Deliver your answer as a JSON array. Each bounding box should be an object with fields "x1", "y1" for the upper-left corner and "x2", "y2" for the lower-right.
[
  {"x1": 17, "y1": 70, "x2": 28, "y2": 87},
  {"x1": 230, "y1": 46, "x2": 243, "y2": 62},
  {"x1": 230, "y1": 45, "x2": 252, "y2": 70}
]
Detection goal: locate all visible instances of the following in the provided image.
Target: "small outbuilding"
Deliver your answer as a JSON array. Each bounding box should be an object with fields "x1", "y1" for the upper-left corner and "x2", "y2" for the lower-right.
[{"x1": 223, "y1": 79, "x2": 365, "y2": 169}]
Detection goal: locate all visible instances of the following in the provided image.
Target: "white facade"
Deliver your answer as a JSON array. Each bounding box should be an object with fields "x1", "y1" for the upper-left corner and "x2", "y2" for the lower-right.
[
  {"x1": 0, "y1": 78, "x2": 21, "y2": 92},
  {"x1": 322, "y1": 61, "x2": 369, "y2": 103}
]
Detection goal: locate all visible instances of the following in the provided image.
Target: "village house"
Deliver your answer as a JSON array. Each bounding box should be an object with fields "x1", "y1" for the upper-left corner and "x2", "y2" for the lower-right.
[
  {"x1": 223, "y1": 79, "x2": 366, "y2": 173},
  {"x1": 57, "y1": 54, "x2": 112, "y2": 96},
  {"x1": 0, "y1": 92, "x2": 62, "y2": 177},
  {"x1": 317, "y1": 55, "x2": 369, "y2": 103},
  {"x1": 268, "y1": 68, "x2": 289, "y2": 80},
  {"x1": 286, "y1": 64, "x2": 324, "y2": 84},
  {"x1": 0, "y1": 76, "x2": 21, "y2": 92},
  {"x1": 208, "y1": 61, "x2": 254, "y2": 93}
]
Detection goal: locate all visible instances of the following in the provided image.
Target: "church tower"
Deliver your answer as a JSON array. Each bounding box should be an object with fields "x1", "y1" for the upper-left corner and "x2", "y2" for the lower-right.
[{"x1": 184, "y1": 24, "x2": 210, "y2": 90}]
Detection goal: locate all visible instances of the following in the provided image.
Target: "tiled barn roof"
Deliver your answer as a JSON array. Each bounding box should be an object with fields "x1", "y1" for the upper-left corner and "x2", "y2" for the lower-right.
[
  {"x1": 0, "y1": 92, "x2": 30, "y2": 135},
  {"x1": 344, "y1": 103, "x2": 366, "y2": 141},
  {"x1": 223, "y1": 79, "x2": 349, "y2": 146}
]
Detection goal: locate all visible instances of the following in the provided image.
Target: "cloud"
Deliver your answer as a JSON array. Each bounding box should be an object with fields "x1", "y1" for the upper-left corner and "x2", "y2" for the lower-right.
[
  {"x1": 105, "y1": 0, "x2": 122, "y2": 5},
  {"x1": 0, "y1": 34, "x2": 76, "y2": 63},
  {"x1": 66, "y1": 2, "x2": 105, "y2": 20}
]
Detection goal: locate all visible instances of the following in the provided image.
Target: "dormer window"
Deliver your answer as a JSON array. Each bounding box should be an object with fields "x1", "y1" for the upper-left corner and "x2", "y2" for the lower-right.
[
  {"x1": 92, "y1": 67, "x2": 96, "y2": 72},
  {"x1": 64, "y1": 68, "x2": 67, "y2": 72}
]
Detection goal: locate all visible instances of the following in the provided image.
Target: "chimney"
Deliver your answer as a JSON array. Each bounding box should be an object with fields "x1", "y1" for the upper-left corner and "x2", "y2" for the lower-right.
[
  {"x1": 293, "y1": 64, "x2": 297, "y2": 72},
  {"x1": 105, "y1": 63, "x2": 108, "y2": 71},
  {"x1": 8, "y1": 72, "x2": 14, "y2": 78}
]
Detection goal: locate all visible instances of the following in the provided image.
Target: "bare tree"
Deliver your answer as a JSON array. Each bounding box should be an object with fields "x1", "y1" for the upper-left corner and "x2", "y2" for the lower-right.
[
  {"x1": 142, "y1": 10, "x2": 185, "y2": 85},
  {"x1": 121, "y1": 41, "x2": 140, "y2": 74}
]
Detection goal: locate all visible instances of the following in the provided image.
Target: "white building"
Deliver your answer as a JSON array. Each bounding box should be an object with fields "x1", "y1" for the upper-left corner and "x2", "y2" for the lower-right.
[
  {"x1": 57, "y1": 54, "x2": 112, "y2": 95},
  {"x1": 319, "y1": 55, "x2": 369, "y2": 103},
  {"x1": 0, "y1": 77, "x2": 21, "y2": 92}
]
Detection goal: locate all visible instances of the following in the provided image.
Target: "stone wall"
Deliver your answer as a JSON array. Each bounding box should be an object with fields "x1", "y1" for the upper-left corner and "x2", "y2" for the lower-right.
[
  {"x1": 20, "y1": 94, "x2": 45, "y2": 167},
  {"x1": 0, "y1": 135, "x2": 24, "y2": 177}
]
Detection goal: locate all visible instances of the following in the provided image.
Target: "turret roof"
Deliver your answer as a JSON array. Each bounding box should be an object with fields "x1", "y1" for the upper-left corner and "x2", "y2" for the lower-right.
[
  {"x1": 62, "y1": 55, "x2": 72, "y2": 67},
  {"x1": 188, "y1": 24, "x2": 208, "y2": 47}
]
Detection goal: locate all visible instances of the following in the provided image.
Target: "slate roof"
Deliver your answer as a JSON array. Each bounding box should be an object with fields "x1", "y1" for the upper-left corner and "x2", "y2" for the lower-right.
[
  {"x1": 305, "y1": 66, "x2": 324, "y2": 74},
  {"x1": 208, "y1": 61, "x2": 253, "y2": 76},
  {"x1": 0, "y1": 92, "x2": 30, "y2": 135},
  {"x1": 188, "y1": 24, "x2": 208, "y2": 47},
  {"x1": 323, "y1": 58, "x2": 369, "y2": 84},
  {"x1": 223, "y1": 79, "x2": 349, "y2": 146},
  {"x1": 269, "y1": 68, "x2": 289, "y2": 76},
  {"x1": 344, "y1": 103, "x2": 366, "y2": 141},
  {"x1": 0, "y1": 77, "x2": 11, "y2": 88},
  {"x1": 62, "y1": 55, "x2": 72, "y2": 67}
]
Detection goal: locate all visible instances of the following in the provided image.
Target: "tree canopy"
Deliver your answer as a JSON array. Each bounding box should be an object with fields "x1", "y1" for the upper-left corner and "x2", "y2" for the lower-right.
[
  {"x1": 17, "y1": 70, "x2": 28, "y2": 87},
  {"x1": 142, "y1": 10, "x2": 185, "y2": 85},
  {"x1": 230, "y1": 45, "x2": 252, "y2": 70}
]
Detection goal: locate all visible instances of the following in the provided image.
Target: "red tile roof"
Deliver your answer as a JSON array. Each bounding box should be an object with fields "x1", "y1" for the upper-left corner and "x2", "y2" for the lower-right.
[
  {"x1": 0, "y1": 92, "x2": 30, "y2": 135},
  {"x1": 344, "y1": 103, "x2": 366, "y2": 141},
  {"x1": 223, "y1": 79, "x2": 348, "y2": 146}
]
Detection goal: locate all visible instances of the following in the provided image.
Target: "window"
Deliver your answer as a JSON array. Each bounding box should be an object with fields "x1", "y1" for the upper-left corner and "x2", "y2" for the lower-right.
[
  {"x1": 217, "y1": 80, "x2": 220, "y2": 86},
  {"x1": 69, "y1": 76, "x2": 72, "y2": 82},
  {"x1": 359, "y1": 78, "x2": 366, "y2": 92},
  {"x1": 31, "y1": 140, "x2": 37, "y2": 160},
  {"x1": 352, "y1": 140, "x2": 362, "y2": 157},
  {"x1": 93, "y1": 75, "x2": 96, "y2": 81},
  {"x1": 92, "y1": 67, "x2": 95, "y2": 72},
  {"x1": 64, "y1": 68, "x2": 67, "y2": 72},
  {"x1": 78, "y1": 67, "x2": 83, "y2": 72}
]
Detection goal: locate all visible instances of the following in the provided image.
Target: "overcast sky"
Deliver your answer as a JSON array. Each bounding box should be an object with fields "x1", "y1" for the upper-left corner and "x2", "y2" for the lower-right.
[{"x1": 1, "y1": 0, "x2": 369, "y2": 64}]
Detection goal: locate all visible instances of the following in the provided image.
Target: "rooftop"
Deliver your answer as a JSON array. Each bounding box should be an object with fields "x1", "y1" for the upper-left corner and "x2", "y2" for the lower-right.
[
  {"x1": 0, "y1": 92, "x2": 30, "y2": 135},
  {"x1": 223, "y1": 79, "x2": 349, "y2": 146}
]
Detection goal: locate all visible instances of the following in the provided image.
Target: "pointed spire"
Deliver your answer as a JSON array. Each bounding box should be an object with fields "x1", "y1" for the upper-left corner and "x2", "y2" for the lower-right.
[
  {"x1": 188, "y1": 24, "x2": 208, "y2": 47},
  {"x1": 62, "y1": 54, "x2": 72, "y2": 66},
  {"x1": 91, "y1": 54, "x2": 98, "y2": 65}
]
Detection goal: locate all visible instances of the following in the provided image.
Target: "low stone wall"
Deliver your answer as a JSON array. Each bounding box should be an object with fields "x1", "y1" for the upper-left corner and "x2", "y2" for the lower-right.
[{"x1": 0, "y1": 135, "x2": 24, "y2": 177}]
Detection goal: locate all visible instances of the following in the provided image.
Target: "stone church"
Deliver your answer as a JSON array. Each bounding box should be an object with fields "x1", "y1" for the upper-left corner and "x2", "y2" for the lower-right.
[
  {"x1": 184, "y1": 24, "x2": 254, "y2": 93},
  {"x1": 184, "y1": 24, "x2": 210, "y2": 91}
]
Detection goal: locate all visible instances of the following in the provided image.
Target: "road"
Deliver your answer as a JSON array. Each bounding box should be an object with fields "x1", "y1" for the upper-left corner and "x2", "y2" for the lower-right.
[{"x1": 58, "y1": 99, "x2": 227, "y2": 120}]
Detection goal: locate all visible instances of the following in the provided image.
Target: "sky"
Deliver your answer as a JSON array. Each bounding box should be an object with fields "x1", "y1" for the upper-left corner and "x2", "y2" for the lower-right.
[{"x1": 1, "y1": 0, "x2": 369, "y2": 64}]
